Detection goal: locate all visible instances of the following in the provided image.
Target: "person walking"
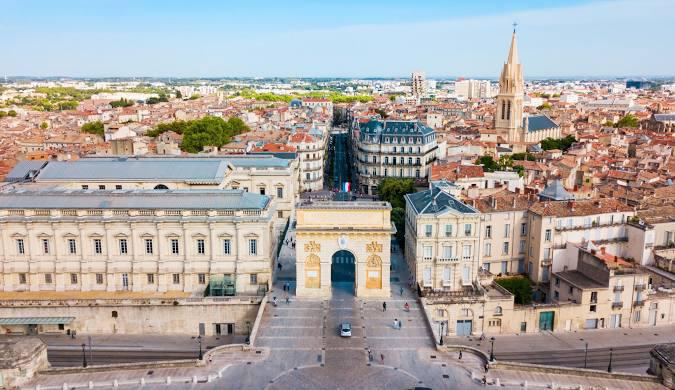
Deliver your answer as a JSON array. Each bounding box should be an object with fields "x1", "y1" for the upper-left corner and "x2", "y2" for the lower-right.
[
  {"x1": 393, "y1": 319, "x2": 398, "y2": 329},
  {"x1": 285, "y1": 294, "x2": 290, "y2": 304},
  {"x1": 367, "y1": 348, "x2": 373, "y2": 362},
  {"x1": 399, "y1": 286, "x2": 404, "y2": 296},
  {"x1": 382, "y1": 302, "x2": 387, "y2": 312},
  {"x1": 398, "y1": 319, "x2": 402, "y2": 330},
  {"x1": 458, "y1": 350, "x2": 462, "y2": 360},
  {"x1": 380, "y1": 353, "x2": 384, "y2": 365},
  {"x1": 484, "y1": 363, "x2": 489, "y2": 374},
  {"x1": 277, "y1": 262, "x2": 282, "y2": 272}
]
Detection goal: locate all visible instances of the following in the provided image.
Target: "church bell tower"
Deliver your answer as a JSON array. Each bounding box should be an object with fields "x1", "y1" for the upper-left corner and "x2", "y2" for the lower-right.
[{"x1": 495, "y1": 27, "x2": 524, "y2": 143}]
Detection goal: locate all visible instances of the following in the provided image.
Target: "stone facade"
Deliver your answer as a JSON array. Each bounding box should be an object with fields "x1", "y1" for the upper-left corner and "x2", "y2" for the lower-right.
[{"x1": 295, "y1": 201, "x2": 394, "y2": 298}]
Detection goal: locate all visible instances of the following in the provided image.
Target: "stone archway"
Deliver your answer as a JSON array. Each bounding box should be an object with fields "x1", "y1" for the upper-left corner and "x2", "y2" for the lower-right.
[{"x1": 294, "y1": 201, "x2": 395, "y2": 298}]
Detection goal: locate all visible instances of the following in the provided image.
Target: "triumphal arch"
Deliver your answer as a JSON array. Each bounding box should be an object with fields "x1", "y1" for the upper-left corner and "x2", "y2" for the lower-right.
[{"x1": 295, "y1": 201, "x2": 395, "y2": 298}]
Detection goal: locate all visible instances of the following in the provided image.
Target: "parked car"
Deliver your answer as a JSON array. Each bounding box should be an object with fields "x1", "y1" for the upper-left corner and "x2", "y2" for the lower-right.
[{"x1": 340, "y1": 322, "x2": 352, "y2": 337}]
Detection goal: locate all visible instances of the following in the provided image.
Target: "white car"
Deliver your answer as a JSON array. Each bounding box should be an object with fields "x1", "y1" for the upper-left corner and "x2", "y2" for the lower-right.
[{"x1": 340, "y1": 322, "x2": 352, "y2": 337}]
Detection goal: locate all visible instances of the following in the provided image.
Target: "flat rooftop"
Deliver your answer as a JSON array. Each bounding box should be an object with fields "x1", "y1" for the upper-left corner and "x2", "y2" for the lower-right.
[{"x1": 297, "y1": 200, "x2": 391, "y2": 210}]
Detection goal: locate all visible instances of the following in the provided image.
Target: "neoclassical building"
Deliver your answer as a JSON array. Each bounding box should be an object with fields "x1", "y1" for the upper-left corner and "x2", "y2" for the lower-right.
[
  {"x1": 0, "y1": 189, "x2": 277, "y2": 295},
  {"x1": 351, "y1": 119, "x2": 438, "y2": 195},
  {"x1": 7, "y1": 155, "x2": 298, "y2": 233}
]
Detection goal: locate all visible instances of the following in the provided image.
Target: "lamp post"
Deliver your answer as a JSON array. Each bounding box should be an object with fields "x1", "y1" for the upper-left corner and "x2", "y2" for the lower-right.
[
  {"x1": 197, "y1": 335, "x2": 203, "y2": 361},
  {"x1": 246, "y1": 321, "x2": 251, "y2": 344},
  {"x1": 489, "y1": 337, "x2": 496, "y2": 362},
  {"x1": 81, "y1": 343, "x2": 88, "y2": 368},
  {"x1": 607, "y1": 348, "x2": 613, "y2": 373},
  {"x1": 584, "y1": 342, "x2": 588, "y2": 369},
  {"x1": 439, "y1": 321, "x2": 445, "y2": 345}
]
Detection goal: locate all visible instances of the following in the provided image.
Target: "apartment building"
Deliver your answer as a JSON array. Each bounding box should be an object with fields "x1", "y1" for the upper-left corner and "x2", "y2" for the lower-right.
[
  {"x1": 288, "y1": 132, "x2": 326, "y2": 192},
  {"x1": 0, "y1": 189, "x2": 276, "y2": 295},
  {"x1": 527, "y1": 198, "x2": 635, "y2": 290},
  {"x1": 404, "y1": 185, "x2": 481, "y2": 291},
  {"x1": 411, "y1": 71, "x2": 426, "y2": 98},
  {"x1": 473, "y1": 194, "x2": 531, "y2": 276},
  {"x1": 353, "y1": 119, "x2": 438, "y2": 195}
]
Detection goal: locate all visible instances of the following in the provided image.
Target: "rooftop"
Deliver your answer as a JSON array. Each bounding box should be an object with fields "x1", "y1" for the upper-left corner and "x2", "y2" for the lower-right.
[
  {"x1": 405, "y1": 187, "x2": 479, "y2": 215},
  {"x1": 555, "y1": 270, "x2": 606, "y2": 290},
  {"x1": 297, "y1": 200, "x2": 391, "y2": 210},
  {"x1": 0, "y1": 189, "x2": 270, "y2": 210},
  {"x1": 529, "y1": 197, "x2": 633, "y2": 217}
]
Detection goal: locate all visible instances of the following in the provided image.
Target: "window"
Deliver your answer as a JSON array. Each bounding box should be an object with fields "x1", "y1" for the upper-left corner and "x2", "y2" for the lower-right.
[
  {"x1": 442, "y1": 245, "x2": 453, "y2": 259},
  {"x1": 147, "y1": 274, "x2": 155, "y2": 284},
  {"x1": 42, "y1": 239, "x2": 50, "y2": 254},
  {"x1": 278, "y1": 211, "x2": 283, "y2": 218},
  {"x1": 519, "y1": 240, "x2": 526, "y2": 254},
  {"x1": 259, "y1": 187, "x2": 266, "y2": 195},
  {"x1": 115, "y1": 185, "x2": 123, "y2": 190},
  {"x1": 484, "y1": 243, "x2": 492, "y2": 257},
  {"x1": 82, "y1": 185, "x2": 89, "y2": 190},
  {"x1": 445, "y1": 224, "x2": 453, "y2": 237},
  {"x1": 145, "y1": 239, "x2": 154, "y2": 254},
  {"x1": 569, "y1": 286, "x2": 574, "y2": 294},
  {"x1": 16, "y1": 239, "x2": 25, "y2": 254},
  {"x1": 423, "y1": 245, "x2": 432, "y2": 258},
  {"x1": 415, "y1": 169, "x2": 420, "y2": 178},
  {"x1": 198, "y1": 273, "x2": 206, "y2": 284},
  {"x1": 172, "y1": 274, "x2": 180, "y2": 284},
  {"x1": 70, "y1": 273, "x2": 78, "y2": 284},
  {"x1": 93, "y1": 239, "x2": 103, "y2": 254},
  {"x1": 554, "y1": 291, "x2": 559, "y2": 300},
  {"x1": 544, "y1": 248, "x2": 551, "y2": 259},
  {"x1": 249, "y1": 239, "x2": 257, "y2": 256},
  {"x1": 443, "y1": 267, "x2": 452, "y2": 286},
  {"x1": 98, "y1": 185, "x2": 106, "y2": 190},
  {"x1": 520, "y1": 223, "x2": 527, "y2": 236},
  {"x1": 96, "y1": 273, "x2": 104, "y2": 284},
  {"x1": 276, "y1": 187, "x2": 283, "y2": 198},
  {"x1": 425, "y1": 225, "x2": 432, "y2": 237},
  {"x1": 504, "y1": 224, "x2": 510, "y2": 238},
  {"x1": 171, "y1": 239, "x2": 179, "y2": 254},
  {"x1": 494, "y1": 306, "x2": 503, "y2": 316},
  {"x1": 250, "y1": 274, "x2": 258, "y2": 285},
  {"x1": 590, "y1": 291, "x2": 598, "y2": 303},
  {"x1": 197, "y1": 239, "x2": 205, "y2": 255},
  {"x1": 545, "y1": 229, "x2": 552, "y2": 242},
  {"x1": 502, "y1": 242, "x2": 509, "y2": 255},
  {"x1": 633, "y1": 310, "x2": 641, "y2": 323},
  {"x1": 423, "y1": 267, "x2": 432, "y2": 286},
  {"x1": 119, "y1": 239, "x2": 128, "y2": 254},
  {"x1": 68, "y1": 239, "x2": 77, "y2": 254},
  {"x1": 464, "y1": 224, "x2": 472, "y2": 236},
  {"x1": 590, "y1": 304, "x2": 597, "y2": 312},
  {"x1": 19, "y1": 273, "x2": 27, "y2": 284},
  {"x1": 485, "y1": 225, "x2": 492, "y2": 238},
  {"x1": 463, "y1": 245, "x2": 472, "y2": 259},
  {"x1": 45, "y1": 273, "x2": 52, "y2": 284},
  {"x1": 223, "y1": 239, "x2": 231, "y2": 255},
  {"x1": 112, "y1": 311, "x2": 118, "y2": 318}
]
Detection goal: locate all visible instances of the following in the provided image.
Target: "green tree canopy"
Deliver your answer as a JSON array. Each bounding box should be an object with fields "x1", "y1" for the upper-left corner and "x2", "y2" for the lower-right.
[
  {"x1": 110, "y1": 98, "x2": 134, "y2": 108},
  {"x1": 40, "y1": 121, "x2": 48, "y2": 129},
  {"x1": 614, "y1": 114, "x2": 639, "y2": 128},
  {"x1": 180, "y1": 116, "x2": 250, "y2": 153},
  {"x1": 511, "y1": 152, "x2": 536, "y2": 161},
  {"x1": 475, "y1": 155, "x2": 500, "y2": 172},
  {"x1": 540, "y1": 135, "x2": 576, "y2": 151},
  {"x1": 536, "y1": 102, "x2": 552, "y2": 110},
  {"x1": 496, "y1": 276, "x2": 533, "y2": 305},
  {"x1": 0, "y1": 111, "x2": 6, "y2": 118},
  {"x1": 377, "y1": 178, "x2": 415, "y2": 209},
  {"x1": 81, "y1": 121, "x2": 104, "y2": 137},
  {"x1": 175, "y1": 90, "x2": 182, "y2": 99},
  {"x1": 7, "y1": 110, "x2": 17, "y2": 117}
]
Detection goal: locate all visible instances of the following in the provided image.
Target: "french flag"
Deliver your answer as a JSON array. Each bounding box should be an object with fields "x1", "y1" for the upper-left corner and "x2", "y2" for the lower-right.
[{"x1": 342, "y1": 182, "x2": 351, "y2": 192}]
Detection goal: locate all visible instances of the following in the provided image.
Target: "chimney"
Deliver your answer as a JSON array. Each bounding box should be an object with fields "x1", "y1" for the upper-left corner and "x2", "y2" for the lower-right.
[
  {"x1": 512, "y1": 197, "x2": 517, "y2": 208},
  {"x1": 614, "y1": 255, "x2": 618, "y2": 262},
  {"x1": 568, "y1": 200, "x2": 575, "y2": 211},
  {"x1": 490, "y1": 196, "x2": 496, "y2": 209},
  {"x1": 600, "y1": 247, "x2": 606, "y2": 254}
]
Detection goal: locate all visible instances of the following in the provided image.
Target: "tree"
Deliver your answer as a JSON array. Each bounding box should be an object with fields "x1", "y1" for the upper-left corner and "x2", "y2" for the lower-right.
[
  {"x1": 40, "y1": 121, "x2": 48, "y2": 129},
  {"x1": 8, "y1": 110, "x2": 17, "y2": 117},
  {"x1": 391, "y1": 207, "x2": 406, "y2": 248},
  {"x1": 475, "y1": 155, "x2": 500, "y2": 172},
  {"x1": 536, "y1": 102, "x2": 552, "y2": 110},
  {"x1": 511, "y1": 152, "x2": 535, "y2": 161},
  {"x1": 175, "y1": 90, "x2": 182, "y2": 99},
  {"x1": 189, "y1": 94, "x2": 200, "y2": 100},
  {"x1": 0, "y1": 111, "x2": 7, "y2": 118},
  {"x1": 81, "y1": 121, "x2": 104, "y2": 137},
  {"x1": 377, "y1": 178, "x2": 415, "y2": 209},
  {"x1": 110, "y1": 98, "x2": 134, "y2": 108},
  {"x1": 614, "y1": 114, "x2": 639, "y2": 128},
  {"x1": 180, "y1": 116, "x2": 250, "y2": 153},
  {"x1": 495, "y1": 276, "x2": 533, "y2": 304},
  {"x1": 540, "y1": 135, "x2": 576, "y2": 151}
]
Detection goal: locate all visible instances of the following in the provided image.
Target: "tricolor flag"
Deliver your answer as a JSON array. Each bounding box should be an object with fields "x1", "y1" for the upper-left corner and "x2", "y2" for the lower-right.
[{"x1": 342, "y1": 182, "x2": 351, "y2": 192}]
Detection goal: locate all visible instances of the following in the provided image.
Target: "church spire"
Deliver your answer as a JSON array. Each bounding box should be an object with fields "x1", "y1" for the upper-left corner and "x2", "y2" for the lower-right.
[{"x1": 507, "y1": 29, "x2": 519, "y2": 66}]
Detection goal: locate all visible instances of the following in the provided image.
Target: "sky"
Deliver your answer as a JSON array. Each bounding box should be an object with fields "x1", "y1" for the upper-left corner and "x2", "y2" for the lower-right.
[{"x1": 1, "y1": 0, "x2": 673, "y2": 78}]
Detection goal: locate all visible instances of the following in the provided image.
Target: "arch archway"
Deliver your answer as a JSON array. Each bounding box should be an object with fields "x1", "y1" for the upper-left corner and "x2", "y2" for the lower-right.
[
  {"x1": 331, "y1": 250, "x2": 355, "y2": 283},
  {"x1": 153, "y1": 184, "x2": 169, "y2": 190}
]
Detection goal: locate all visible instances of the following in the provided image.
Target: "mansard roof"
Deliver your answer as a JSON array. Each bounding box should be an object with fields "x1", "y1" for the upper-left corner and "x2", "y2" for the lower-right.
[{"x1": 405, "y1": 187, "x2": 478, "y2": 215}]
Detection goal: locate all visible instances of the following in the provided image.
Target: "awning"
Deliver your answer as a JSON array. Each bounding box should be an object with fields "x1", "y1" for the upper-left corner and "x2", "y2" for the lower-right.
[{"x1": 0, "y1": 317, "x2": 75, "y2": 325}]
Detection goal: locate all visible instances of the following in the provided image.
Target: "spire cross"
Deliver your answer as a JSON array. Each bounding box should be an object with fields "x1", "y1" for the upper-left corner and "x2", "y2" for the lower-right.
[{"x1": 512, "y1": 22, "x2": 518, "y2": 33}]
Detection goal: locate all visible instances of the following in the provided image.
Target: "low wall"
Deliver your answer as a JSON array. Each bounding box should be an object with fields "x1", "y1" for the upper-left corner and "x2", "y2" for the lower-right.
[
  {"x1": 0, "y1": 297, "x2": 262, "y2": 336},
  {"x1": 493, "y1": 360, "x2": 661, "y2": 384},
  {"x1": 40, "y1": 359, "x2": 203, "y2": 376}
]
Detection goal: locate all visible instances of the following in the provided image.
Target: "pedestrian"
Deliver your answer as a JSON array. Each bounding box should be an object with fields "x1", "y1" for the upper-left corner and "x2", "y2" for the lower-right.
[
  {"x1": 393, "y1": 318, "x2": 398, "y2": 329},
  {"x1": 398, "y1": 319, "x2": 402, "y2": 330},
  {"x1": 458, "y1": 350, "x2": 462, "y2": 360},
  {"x1": 367, "y1": 348, "x2": 373, "y2": 362},
  {"x1": 399, "y1": 286, "x2": 404, "y2": 296},
  {"x1": 482, "y1": 375, "x2": 487, "y2": 385},
  {"x1": 285, "y1": 294, "x2": 290, "y2": 304},
  {"x1": 382, "y1": 302, "x2": 387, "y2": 312},
  {"x1": 273, "y1": 296, "x2": 277, "y2": 306},
  {"x1": 484, "y1": 363, "x2": 489, "y2": 374},
  {"x1": 404, "y1": 302, "x2": 409, "y2": 312},
  {"x1": 277, "y1": 262, "x2": 282, "y2": 272},
  {"x1": 380, "y1": 353, "x2": 384, "y2": 364},
  {"x1": 285, "y1": 282, "x2": 290, "y2": 292}
]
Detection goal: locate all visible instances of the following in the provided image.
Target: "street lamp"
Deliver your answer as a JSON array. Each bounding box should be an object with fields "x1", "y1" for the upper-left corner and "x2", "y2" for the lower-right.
[
  {"x1": 584, "y1": 342, "x2": 588, "y2": 369},
  {"x1": 489, "y1": 337, "x2": 496, "y2": 362},
  {"x1": 81, "y1": 343, "x2": 88, "y2": 368},
  {"x1": 197, "y1": 335, "x2": 203, "y2": 361},
  {"x1": 607, "y1": 348, "x2": 613, "y2": 373},
  {"x1": 245, "y1": 321, "x2": 251, "y2": 344},
  {"x1": 439, "y1": 321, "x2": 445, "y2": 345}
]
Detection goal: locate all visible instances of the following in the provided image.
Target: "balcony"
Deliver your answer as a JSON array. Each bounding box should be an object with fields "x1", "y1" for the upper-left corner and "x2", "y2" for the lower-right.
[
  {"x1": 634, "y1": 284, "x2": 646, "y2": 291},
  {"x1": 633, "y1": 300, "x2": 645, "y2": 307},
  {"x1": 423, "y1": 257, "x2": 432, "y2": 262},
  {"x1": 438, "y1": 257, "x2": 459, "y2": 263},
  {"x1": 612, "y1": 302, "x2": 623, "y2": 309},
  {"x1": 613, "y1": 285, "x2": 625, "y2": 292},
  {"x1": 541, "y1": 258, "x2": 552, "y2": 266}
]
